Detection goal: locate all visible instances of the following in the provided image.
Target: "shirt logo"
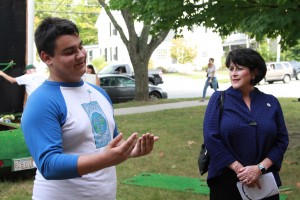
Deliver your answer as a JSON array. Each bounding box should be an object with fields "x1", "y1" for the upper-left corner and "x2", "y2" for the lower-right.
[{"x1": 82, "y1": 101, "x2": 111, "y2": 148}]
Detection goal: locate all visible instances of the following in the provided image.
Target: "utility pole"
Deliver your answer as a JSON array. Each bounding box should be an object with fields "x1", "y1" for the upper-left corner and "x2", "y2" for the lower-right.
[
  {"x1": 27, "y1": 0, "x2": 35, "y2": 65},
  {"x1": 276, "y1": 35, "x2": 281, "y2": 62}
]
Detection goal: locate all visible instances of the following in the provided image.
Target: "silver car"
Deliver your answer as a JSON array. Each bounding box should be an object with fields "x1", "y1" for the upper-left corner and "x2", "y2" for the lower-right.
[{"x1": 260, "y1": 62, "x2": 294, "y2": 84}]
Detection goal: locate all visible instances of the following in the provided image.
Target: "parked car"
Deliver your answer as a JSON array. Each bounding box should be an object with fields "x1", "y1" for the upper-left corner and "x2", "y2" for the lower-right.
[
  {"x1": 98, "y1": 63, "x2": 164, "y2": 85},
  {"x1": 0, "y1": 115, "x2": 35, "y2": 173},
  {"x1": 260, "y1": 62, "x2": 294, "y2": 84},
  {"x1": 99, "y1": 74, "x2": 167, "y2": 103},
  {"x1": 287, "y1": 61, "x2": 300, "y2": 80}
]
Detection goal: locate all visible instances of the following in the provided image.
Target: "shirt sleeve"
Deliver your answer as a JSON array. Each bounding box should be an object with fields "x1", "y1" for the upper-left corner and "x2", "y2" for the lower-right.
[
  {"x1": 211, "y1": 65, "x2": 216, "y2": 73},
  {"x1": 266, "y1": 98, "x2": 289, "y2": 169},
  {"x1": 21, "y1": 88, "x2": 80, "y2": 180},
  {"x1": 15, "y1": 74, "x2": 29, "y2": 85}
]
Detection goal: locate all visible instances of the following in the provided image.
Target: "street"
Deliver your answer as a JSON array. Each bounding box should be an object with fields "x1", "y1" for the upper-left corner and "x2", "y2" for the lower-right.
[{"x1": 160, "y1": 75, "x2": 300, "y2": 99}]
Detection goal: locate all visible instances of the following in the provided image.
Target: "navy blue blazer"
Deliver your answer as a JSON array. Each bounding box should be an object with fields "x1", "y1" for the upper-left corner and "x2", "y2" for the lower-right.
[{"x1": 203, "y1": 87, "x2": 289, "y2": 186}]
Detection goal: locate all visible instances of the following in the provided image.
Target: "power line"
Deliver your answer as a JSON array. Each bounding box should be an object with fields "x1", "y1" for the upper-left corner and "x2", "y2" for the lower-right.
[
  {"x1": 35, "y1": 10, "x2": 100, "y2": 15},
  {"x1": 34, "y1": 3, "x2": 99, "y2": 7}
]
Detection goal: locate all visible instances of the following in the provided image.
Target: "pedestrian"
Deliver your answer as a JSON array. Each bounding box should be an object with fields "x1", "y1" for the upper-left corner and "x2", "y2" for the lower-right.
[
  {"x1": 21, "y1": 17, "x2": 159, "y2": 200},
  {"x1": 203, "y1": 48, "x2": 289, "y2": 200},
  {"x1": 200, "y1": 58, "x2": 218, "y2": 102},
  {"x1": 0, "y1": 64, "x2": 45, "y2": 97},
  {"x1": 85, "y1": 64, "x2": 100, "y2": 86}
]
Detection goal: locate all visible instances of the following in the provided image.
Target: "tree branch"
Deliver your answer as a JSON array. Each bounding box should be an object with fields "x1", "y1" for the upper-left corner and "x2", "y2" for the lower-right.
[
  {"x1": 147, "y1": 30, "x2": 170, "y2": 56},
  {"x1": 138, "y1": 24, "x2": 150, "y2": 51},
  {"x1": 121, "y1": 9, "x2": 138, "y2": 44},
  {"x1": 97, "y1": 0, "x2": 129, "y2": 46}
]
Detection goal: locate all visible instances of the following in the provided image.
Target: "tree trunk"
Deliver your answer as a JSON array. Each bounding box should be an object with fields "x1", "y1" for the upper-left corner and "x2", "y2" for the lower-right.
[
  {"x1": 130, "y1": 52, "x2": 151, "y2": 101},
  {"x1": 98, "y1": 1, "x2": 170, "y2": 101}
]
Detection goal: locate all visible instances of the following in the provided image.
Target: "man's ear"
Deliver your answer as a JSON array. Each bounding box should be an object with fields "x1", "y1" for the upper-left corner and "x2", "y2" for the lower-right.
[{"x1": 40, "y1": 51, "x2": 52, "y2": 66}]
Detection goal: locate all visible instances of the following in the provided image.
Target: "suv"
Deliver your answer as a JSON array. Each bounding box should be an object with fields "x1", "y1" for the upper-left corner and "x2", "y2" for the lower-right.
[
  {"x1": 288, "y1": 61, "x2": 300, "y2": 80},
  {"x1": 260, "y1": 62, "x2": 294, "y2": 84}
]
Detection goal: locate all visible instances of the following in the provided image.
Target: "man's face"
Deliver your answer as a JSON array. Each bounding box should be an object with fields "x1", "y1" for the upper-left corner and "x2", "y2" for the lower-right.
[{"x1": 41, "y1": 34, "x2": 87, "y2": 82}]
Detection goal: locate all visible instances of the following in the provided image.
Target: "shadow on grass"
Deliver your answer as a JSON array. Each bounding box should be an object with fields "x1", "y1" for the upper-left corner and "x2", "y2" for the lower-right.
[{"x1": 0, "y1": 168, "x2": 35, "y2": 182}]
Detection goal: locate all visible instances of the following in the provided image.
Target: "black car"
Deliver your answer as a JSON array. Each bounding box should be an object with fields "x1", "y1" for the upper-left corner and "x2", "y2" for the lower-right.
[{"x1": 98, "y1": 74, "x2": 167, "y2": 103}]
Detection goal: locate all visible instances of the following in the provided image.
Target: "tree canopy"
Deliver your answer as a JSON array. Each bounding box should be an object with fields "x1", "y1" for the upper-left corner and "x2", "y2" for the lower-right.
[
  {"x1": 171, "y1": 38, "x2": 197, "y2": 64},
  {"x1": 35, "y1": 0, "x2": 100, "y2": 45},
  {"x1": 174, "y1": 0, "x2": 300, "y2": 50},
  {"x1": 104, "y1": 0, "x2": 300, "y2": 59},
  {"x1": 96, "y1": 0, "x2": 300, "y2": 101},
  {"x1": 98, "y1": 0, "x2": 175, "y2": 101}
]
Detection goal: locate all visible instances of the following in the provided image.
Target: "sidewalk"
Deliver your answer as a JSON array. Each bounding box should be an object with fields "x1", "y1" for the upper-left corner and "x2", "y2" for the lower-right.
[{"x1": 114, "y1": 100, "x2": 208, "y2": 116}]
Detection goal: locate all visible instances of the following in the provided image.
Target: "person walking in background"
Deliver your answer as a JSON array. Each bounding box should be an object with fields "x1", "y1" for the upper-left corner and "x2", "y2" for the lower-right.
[
  {"x1": 85, "y1": 64, "x2": 100, "y2": 86},
  {"x1": 21, "y1": 17, "x2": 159, "y2": 200},
  {"x1": 200, "y1": 58, "x2": 218, "y2": 102},
  {"x1": 203, "y1": 48, "x2": 288, "y2": 200}
]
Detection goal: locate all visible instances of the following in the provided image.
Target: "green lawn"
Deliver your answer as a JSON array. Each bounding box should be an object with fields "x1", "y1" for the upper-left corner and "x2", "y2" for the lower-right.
[{"x1": 0, "y1": 98, "x2": 299, "y2": 199}]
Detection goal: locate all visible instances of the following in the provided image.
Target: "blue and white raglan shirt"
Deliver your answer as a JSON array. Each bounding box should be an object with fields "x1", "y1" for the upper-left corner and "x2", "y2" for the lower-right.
[{"x1": 21, "y1": 80, "x2": 119, "y2": 200}]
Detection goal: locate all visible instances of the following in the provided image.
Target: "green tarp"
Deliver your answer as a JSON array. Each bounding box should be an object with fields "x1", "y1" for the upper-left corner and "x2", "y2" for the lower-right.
[{"x1": 123, "y1": 172, "x2": 290, "y2": 200}]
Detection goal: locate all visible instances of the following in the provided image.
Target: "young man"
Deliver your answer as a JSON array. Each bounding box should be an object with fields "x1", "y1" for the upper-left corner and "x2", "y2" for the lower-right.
[
  {"x1": 21, "y1": 17, "x2": 159, "y2": 200},
  {"x1": 0, "y1": 64, "x2": 45, "y2": 96}
]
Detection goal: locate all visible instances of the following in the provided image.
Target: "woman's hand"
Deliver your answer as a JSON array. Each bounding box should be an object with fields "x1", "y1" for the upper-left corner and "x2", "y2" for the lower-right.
[
  {"x1": 230, "y1": 161, "x2": 243, "y2": 174},
  {"x1": 246, "y1": 179, "x2": 262, "y2": 189},
  {"x1": 237, "y1": 165, "x2": 262, "y2": 188}
]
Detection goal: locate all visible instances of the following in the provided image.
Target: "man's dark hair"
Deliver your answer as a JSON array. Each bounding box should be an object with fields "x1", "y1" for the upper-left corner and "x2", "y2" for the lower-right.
[
  {"x1": 225, "y1": 48, "x2": 267, "y2": 85},
  {"x1": 35, "y1": 17, "x2": 79, "y2": 57}
]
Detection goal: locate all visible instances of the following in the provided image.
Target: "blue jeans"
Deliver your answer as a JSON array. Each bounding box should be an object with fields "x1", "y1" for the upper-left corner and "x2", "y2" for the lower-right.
[{"x1": 202, "y1": 77, "x2": 218, "y2": 99}]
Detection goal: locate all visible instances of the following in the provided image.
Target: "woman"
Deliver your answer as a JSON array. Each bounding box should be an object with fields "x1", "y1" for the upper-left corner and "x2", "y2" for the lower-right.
[
  {"x1": 86, "y1": 64, "x2": 100, "y2": 86},
  {"x1": 201, "y1": 58, "x2": 218, "y2": 102},
  {"x1": 203, "y1": 48, "x2": 289, "y2": 200}
]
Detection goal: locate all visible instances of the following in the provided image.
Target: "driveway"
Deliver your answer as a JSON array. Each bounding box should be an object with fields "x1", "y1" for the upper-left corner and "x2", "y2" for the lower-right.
[{"x1": 115, "y1": 75, "x2": 300, "y2": 115}]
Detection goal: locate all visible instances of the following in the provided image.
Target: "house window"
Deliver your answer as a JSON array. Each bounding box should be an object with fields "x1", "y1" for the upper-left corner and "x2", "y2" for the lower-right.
[
  {"x1": 114, "y1": 47, "x2": 118, "y2": 61},
  {"x1": 109, "y1": 23, "x2": 112, "y2": 36},
  {"x1": 110, "y1": 47, "x2": 112, "y2": 61},
  {"x1": 109, "y1": 23, "x2": 118, "y2": 36},
  {"x1": 104, "y1": 48, "x2": 108, "y2": 61},
  {"x1": 88, "y1": 50, "x2": 93, "y2": 62},
  {"x1": 156, "y1": 49, "x2": 168, "y2": 60},
  {"x1": 113, "y1": 27, "x2": 117, "y2": 35}
]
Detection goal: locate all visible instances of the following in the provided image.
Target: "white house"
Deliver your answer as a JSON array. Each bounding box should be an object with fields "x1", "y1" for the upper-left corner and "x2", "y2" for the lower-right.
[
  {"x1": 93, "y1": 10, "x2": 225, "y2": 72},
  {"x1": 84, "y1": 44, "x2": 101, "y2": 64},
  {"x1": 182, "y1": 26, "x2": 223, "y2": 70},
  {"x1": 95, "y1": 10, "x2": 131, "y2": 64}
]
